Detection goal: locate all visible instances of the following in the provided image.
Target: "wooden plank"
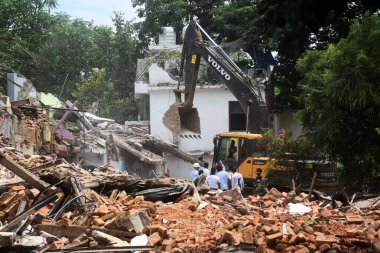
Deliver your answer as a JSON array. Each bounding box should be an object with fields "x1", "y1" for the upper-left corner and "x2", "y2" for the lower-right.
[
  {"x1": 10, "y1": 99, "x2": 30, "y2": 108},
  {"x1": 35, "y1": 224, "x2": 137, "y2": 240},
  {"x1": 144, "y1": 138, "x2": 198, "y2": 164},
  {"x1": 0, "y1": 151, "x2": 49, "y2": 191},
  {"x1": 70, "y1": 177, "x2": 87, "y2": 211}
]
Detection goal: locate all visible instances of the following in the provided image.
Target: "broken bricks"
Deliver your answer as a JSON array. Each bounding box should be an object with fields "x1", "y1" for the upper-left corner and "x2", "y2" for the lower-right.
[{"x1": 0, "y1": 137, "x2": 379, "y2": 253}]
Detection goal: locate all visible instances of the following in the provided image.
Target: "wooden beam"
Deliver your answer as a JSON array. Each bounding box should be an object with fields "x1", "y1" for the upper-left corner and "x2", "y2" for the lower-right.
[
  {"x1": 35, "y1": 224, "x2": 137, "y2": 240},
  {"x1": 10, "y1": 99, "x2": 30, "y2": 108},
  {"x1": 98, "y1": 130, "x2": 163, "y2": 165},
  {"x1": 66, "y1": 100, "x2": 96, "y2": 132},
  {"x1": 144, "y1": 138, "x2": 198, "y2": 164},
  {"x1": 0, "y1": 150, "x2": 50, "y2": 191}
]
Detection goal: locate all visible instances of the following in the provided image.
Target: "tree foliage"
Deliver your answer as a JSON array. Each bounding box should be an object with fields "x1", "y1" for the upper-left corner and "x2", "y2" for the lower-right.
[
  {"x1": 33, "y1": 14, "x2": 96, "y2": 94},
  {"x1": 253, "y1": 0, "x2": 379, "y2": 110},
  {"x1": 212, "y1": 0, "x2": 257, "y2": 43},
  {"x1": 132, "y1": 0, "x2": 224, "y2": 47},
  {"x1": 0, "y1": 0, "x2": 57, "y2": 43},
  {"x1": 296, "y1": 14, "x2": 380, "y2": 187},
  {"x1": 259, "y1": 129, "x2": 323, "y2": 163},
  {"x1": 0, "y1": 0, "x2": 56, "y2": 81},
  {"x1": 72, "y1": 68, "x2": 135, "y2": 123},
  {"x1": 212, "y1": 0, "x2": 380, "y2": 110},
  {"x1": 111, "y1": 13, "x2": 139, "y2": 97},
  {"x1": 32, "y1": 12, "x2": 138, "y2": 100},
  {"x1": 0, "y1": 3, "x2": 139, "y2": 123},
  {"x1": 255, "y1": 129, "x2": 326, "y2": 191}
]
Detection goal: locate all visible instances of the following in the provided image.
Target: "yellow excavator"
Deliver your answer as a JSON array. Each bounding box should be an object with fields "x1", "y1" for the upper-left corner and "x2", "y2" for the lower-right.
[{"x1": 163, "y1": 19, "x2": 337, "y2": 187}]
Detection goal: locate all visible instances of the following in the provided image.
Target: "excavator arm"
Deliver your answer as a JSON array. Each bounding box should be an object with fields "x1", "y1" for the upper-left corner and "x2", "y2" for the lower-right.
[{"x1": 163, "y1": 20, "x2": 268, "y2": 135}]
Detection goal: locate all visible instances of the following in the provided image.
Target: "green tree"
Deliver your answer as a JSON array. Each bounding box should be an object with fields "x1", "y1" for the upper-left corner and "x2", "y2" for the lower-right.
[
  {"x1": 110, "y1": 13, "x2": 139, "y2": 97},
  {"x1": 33, "y1": 14, "x2": 96, "y2": 95},
  {"x1": 252, "y1": 0, "x2": 370, "y2": 111},
  {"x1": 213, "y1": 0, "x2": 380, "y2": 111},
  {"x1": 88, "y1": 25, "x2": 115, "y2": 72},
  {"x1": 0, "y1": 0, "x2": 56, "y2": 83},
  {"x1": 296, "y1": 14, "x2": 380, "y2": 188},
  {"x1": 72, "y1": 68, "x2": 135, "y2": 123},
  {"x1": 257, "y1": 129, "x2": 325, "y2": 190},
  {"x1": 132, "y1": 0, "x2": 224, "y2": 47},
  {"x1": 132, "y1": 0, "x2": 187, "y2": 47},
  {"x1": 33, "y1": 12, "x2": 138, "y2": 100},
  {"x1": 212, "y1": 0, "x2": 256, "y2": 43},
  {"x1": 0, "y1": 0, "x2": 56, "y2": 44}
]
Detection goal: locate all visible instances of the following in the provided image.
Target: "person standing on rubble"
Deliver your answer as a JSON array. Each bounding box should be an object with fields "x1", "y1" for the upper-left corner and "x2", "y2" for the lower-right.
[
  {"x1": 231, "y1": 166, "x2": 244, "y2": 191},
  {"x1": 226, "y1": 166, "x2": 233, "y2": 189},
  {"x1": 216, "y1": 164, "x2": 230, "y2": 191},
  {"x1": 203, "y1": 162, "x2": 210, "y2": 176},
  {"x1": 206, "y1": 167, "x2": 221, "y2": 189},
  {"x1": 194, "y1": 169, "x2": 207, "y2": 186},
  {"x1": 198, "y1": 156, "x2": 205, "y2": 166},
  {"x1": 197, "y1": 156, "x2": 206, "y2": 173},
  {"x1": 190, "y1": 163, "x2": 200, "y2": 181},
  {"x1": 106, "y1": 134, "x2": 119, "y2": 166}
]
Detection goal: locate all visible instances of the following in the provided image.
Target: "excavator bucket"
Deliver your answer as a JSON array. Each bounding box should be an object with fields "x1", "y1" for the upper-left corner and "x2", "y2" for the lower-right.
[{"x1": 163, "y1": 104, "x2": 201, "y2": 137}]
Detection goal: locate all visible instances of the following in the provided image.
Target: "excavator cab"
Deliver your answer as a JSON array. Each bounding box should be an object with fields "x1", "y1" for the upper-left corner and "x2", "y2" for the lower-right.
[{"x1": 213, "y1": 132, "x2": 270, "y2": 184}]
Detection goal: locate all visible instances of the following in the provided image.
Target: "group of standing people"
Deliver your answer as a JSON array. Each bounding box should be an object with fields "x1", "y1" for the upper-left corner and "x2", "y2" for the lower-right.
[{"x1": 190, "y1": 157, "x2": 243, "y2": 191}]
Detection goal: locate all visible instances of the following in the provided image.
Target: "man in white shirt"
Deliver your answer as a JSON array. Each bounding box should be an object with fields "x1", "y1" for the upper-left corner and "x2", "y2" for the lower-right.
[
  {"x1": 231, "y1": 167, "x2": 244, "y2": 190},
  {"x1": 203, "y1": 162, "x2": 210, "y2": 176},
  {"x1": 216, "y1": 164, "x2": 230, "y2": 191},
  {"x1": 190, "y1": 163, "x2": 200, "y2": 181},
  {"x1": 206, "y1": 167, "x2": 221, "y2": 189}
]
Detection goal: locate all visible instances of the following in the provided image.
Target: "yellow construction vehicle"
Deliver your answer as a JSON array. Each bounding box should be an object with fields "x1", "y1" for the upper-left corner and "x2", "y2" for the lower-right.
[
  {"x1": 212, "y1": 132, "x2": 338, "y2": 187},
  {"x1": 213, "y1": 132, "x2": 270, "y2": 179}
]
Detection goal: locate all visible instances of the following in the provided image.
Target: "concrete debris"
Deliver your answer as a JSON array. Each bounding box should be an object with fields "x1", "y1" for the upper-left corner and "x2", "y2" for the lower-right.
[
  {"x1": 130, "y1": 234, "x2": 149, "y2": 246},
  {"x1": 0, "y1": 146, "x2": 379, "y2": 252},
  {"x1": 0, "y1": 98, "x2": 380, "y2": 252},
  {"x1": 0, "y1": 232, "x2": 16, "y2": 247},
  {"x1": 15, "y1": 235, "x2": 46, "y2": 247},
  {"x1": 91, "y1": 230, "x2": 129, "y2": 246},
  {"x1": 0, "y1": 96, "x2": 195, "y2": 178},
  {"x1": 64, "y1": 99, "x2": 197, "y2": 170},
  {"x1": 288, "y1": 203, "x2": 312, "y2": 215}
]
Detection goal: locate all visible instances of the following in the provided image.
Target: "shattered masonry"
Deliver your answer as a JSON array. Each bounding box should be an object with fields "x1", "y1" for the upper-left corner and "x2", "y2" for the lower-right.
[{"x1": 0, "y1": 99, "x2": 379, "y2": 252}]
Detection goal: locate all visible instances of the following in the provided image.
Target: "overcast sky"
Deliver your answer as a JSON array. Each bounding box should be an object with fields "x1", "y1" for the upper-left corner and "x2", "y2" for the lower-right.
[{"x1": 55, "y1": 0, "x2": 139, "y2": 26}]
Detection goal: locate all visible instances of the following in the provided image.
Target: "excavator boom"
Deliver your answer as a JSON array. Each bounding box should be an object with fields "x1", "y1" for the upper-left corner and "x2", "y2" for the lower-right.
[{"x1": 163, "y1": 20, "x2": 268, "y2": 136}]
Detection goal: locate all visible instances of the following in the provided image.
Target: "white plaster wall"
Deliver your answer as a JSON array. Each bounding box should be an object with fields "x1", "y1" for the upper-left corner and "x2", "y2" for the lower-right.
[
  {"x1": 7, "y1": 73, "x2": 25, "y2": 101},
  {"x1": 149, "y1": 86, "x2": 237, "y2": 152},
  {"x1": 148, "y1": 64, "x2": 177, "y2": 86},
  {"x1": 165, "y1": 154, "x2": 213, "y2": 179},
  {"x1": 134, "y1": 81, "x2": 149, "y2": 95}
]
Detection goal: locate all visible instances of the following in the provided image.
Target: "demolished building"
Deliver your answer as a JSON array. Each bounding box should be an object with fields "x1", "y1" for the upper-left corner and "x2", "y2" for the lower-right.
[
  {"x1": 4, "y1": 74, "x2": 197, "y2": 179},
  {"x1": 0, "y1": 139, "x2": 379, "y2": 252},
  {"x1": 0, "y1": 85, "x2": 379, "y2": 252}
]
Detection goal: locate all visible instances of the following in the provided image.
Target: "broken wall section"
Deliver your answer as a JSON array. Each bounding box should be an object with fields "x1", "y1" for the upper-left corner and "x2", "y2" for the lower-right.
[{"x1": 0, "y1": 99, "x2": 54, "y2": 155}]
